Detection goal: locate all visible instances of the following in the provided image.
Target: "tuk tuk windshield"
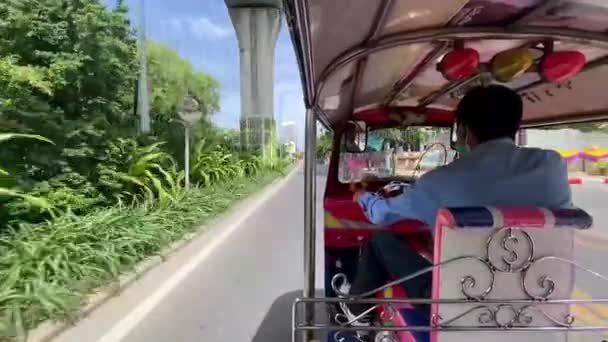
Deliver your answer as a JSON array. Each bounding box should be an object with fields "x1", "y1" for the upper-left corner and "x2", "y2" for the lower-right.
[{"x1": 338, "y1": 126, "x2": 454, "y2": 183}]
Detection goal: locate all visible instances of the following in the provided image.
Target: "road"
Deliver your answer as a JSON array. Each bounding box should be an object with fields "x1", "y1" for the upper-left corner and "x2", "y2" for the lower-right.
[
  {"x1": 54, "y1": 167, "x2": 326, "y2": 342},
  {"x1": 568, "y1": 182, "x2": 608, "y2": 341},
  {"x1": 53, "y1": 167, "x2": 608, "y2": 342},
  {"x1": 572, "y1": 180, "x2": 608, "y2": 288}
]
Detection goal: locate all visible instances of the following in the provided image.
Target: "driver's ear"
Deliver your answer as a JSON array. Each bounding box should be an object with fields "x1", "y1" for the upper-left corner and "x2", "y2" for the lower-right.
[
  {"x1": 464, "y1": 126, "x2": 479, "y2": 147},
  {"x1": 455, "y1": 123, "x2": 466, "y2": 144}
]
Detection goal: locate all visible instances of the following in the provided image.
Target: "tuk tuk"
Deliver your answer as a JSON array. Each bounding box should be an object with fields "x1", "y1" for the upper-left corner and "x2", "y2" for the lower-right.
[{"x1": 283, "y1": 0, "x2": 608, "y2": 341}]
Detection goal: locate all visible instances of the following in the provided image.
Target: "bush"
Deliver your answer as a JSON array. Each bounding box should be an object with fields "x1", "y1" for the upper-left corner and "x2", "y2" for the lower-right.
[
  {"x1": 0, "y1": 133, "x2": 57, "y2": 228},
  {"x1": 5, "y1": 172, "x2": 104, "y2": 225},
  {"x1": 96, "y1": 138, "x2": 179, "y2": 206},
  {"x1": 0, "y1": 170, "x2": 285, "y2": 338},
  {"x1": 191, "y1": 139, "x2": 271, "y2": 186},
  {"x1": 596, "y1": 159, "x2": 608, "y2": 175},
  {"x1": 317, "y1": 132, "x2": 332, "y2": 160}
]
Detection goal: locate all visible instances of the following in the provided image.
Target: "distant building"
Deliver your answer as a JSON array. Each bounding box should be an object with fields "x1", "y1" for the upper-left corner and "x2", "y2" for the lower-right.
[
  {"x1": 285, "y1": 141, "x2": 296, "y2": 155},
  {"x1": 281, "y1": 122, "x2": 297, "y2": 146}
]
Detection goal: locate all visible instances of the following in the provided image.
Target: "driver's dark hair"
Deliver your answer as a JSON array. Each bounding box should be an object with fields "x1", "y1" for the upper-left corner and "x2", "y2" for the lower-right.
[{"x1": 455, "y1": 85, "x2": 523, "y2": 142}]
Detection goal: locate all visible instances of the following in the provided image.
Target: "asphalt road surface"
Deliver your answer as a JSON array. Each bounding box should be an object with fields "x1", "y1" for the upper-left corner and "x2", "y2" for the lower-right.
[
  {"x1": 53, "y1": 167, "x2": 608, "y2": 342},
  {"x1": 567, "y1": 182, "x2": 608, "y2": 342}
]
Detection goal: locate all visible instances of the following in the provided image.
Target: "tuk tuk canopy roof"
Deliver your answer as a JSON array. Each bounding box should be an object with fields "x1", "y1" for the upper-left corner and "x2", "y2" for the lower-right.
[{"x1": 283, "y1": 0, "x2": 608, "y2": 129}]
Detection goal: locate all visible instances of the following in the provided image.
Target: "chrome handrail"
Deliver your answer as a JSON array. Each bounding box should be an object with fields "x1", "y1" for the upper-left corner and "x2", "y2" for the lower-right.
[
  {"x1": 293, "y1": 226, "x2": 608, "y2": 341},
  {"x1": 292, "y1": 297, "x2": 608, "y2": 338}
]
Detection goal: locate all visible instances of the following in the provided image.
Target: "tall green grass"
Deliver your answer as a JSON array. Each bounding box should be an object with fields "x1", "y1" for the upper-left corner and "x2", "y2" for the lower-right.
[{"x1": 0, "y1": 170, "x2": 287, "y2": 339}]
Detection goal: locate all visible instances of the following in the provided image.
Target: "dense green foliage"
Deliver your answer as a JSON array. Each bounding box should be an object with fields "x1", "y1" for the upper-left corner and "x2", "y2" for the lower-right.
[
  {"x1": 0, "y1": 0, "x2": 138, "y2": 117},
  {"x1": 0, "y1": 0, "x2": 291, "y2": 337},
  {"x1": 0, "y1": 170, "x2": 288, "y2": 338},
  {"x1": 0, "y1": 0, "x2": 236, "y2": 228},
  {"x1": 372, "y1": 128, "x2": 432, "y2": 151},
  {"x1": 317, "y1": 130, "x2": 333, "y2": 159},
  {"x1": 146, "y1": 41, "x2": 219, "y2": 118}
]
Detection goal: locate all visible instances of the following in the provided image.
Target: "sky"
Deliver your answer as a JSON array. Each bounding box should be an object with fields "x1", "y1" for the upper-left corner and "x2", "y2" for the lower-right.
[{"x1": 104, "y1": 0, "x2": 305, "y2": 147}]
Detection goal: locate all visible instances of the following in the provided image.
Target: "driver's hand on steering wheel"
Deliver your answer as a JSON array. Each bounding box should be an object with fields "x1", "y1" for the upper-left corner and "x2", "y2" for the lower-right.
[
  {"x1": 350, "y1": 181, "x2": 368, "y2": 203},
  {"x1": 352, "y1": 190, "x2": 366, "y2": 203}
]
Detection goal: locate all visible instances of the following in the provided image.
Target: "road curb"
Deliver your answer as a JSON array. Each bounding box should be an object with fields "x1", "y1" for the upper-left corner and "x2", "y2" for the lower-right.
[
  {"x1": 577, "y1": 229, "x2": 608, "y2": 244},
  {"x1": 568, "y1": 174, "x2": 608, "y2": 184},
  {"x1": 27, "y1": 165, "x2": 301, "y2": 342}
]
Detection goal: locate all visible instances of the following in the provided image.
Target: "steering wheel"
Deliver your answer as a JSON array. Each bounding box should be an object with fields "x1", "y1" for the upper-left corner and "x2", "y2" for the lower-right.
[
  {"x1": 350, "y1": 179, "x2": 409, "y2": 198},
  {"x1": 412, "y1": 142, "x2": 448, "y2": 178},
  {"x1": 377, "y1": 181, "x2": 410, "y2": 197}
]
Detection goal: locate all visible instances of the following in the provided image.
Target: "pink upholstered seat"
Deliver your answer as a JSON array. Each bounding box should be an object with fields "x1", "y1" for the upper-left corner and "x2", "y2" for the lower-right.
[
  {"x1": 431, "y1": 207, "x2": 592, "y2": 342},
  {"x1": 377, "y1": 207, "x2": 592, "y2": 342}
]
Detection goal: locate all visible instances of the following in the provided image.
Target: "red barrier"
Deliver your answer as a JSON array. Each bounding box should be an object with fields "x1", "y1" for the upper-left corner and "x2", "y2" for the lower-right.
[
  {"x1": 604, "y1": 177, "x2": 608, "y2": 184},
  {"x1": 568, "y1": 177, "x2": 583, "y2": 185}
]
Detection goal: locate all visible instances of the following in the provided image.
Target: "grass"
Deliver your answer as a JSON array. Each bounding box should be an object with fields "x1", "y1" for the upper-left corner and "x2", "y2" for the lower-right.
[{"x1": 0, "y1": 169, "x2": 289, "y2": 340}]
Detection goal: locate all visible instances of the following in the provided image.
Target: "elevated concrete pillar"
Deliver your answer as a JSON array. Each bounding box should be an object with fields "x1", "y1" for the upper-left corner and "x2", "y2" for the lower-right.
[{"x1": 225, "y1": 0, "x2": 281, "y2": 155}]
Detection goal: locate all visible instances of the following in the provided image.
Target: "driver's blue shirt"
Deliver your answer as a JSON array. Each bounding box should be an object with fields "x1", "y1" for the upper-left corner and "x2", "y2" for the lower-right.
[{"x1": 358, "y1": 138, "x2": 573, "y2": 230}]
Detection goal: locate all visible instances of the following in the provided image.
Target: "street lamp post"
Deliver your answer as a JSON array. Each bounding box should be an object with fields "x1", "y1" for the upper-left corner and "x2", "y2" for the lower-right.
[
  {"x1": 178, "y1": 96, "x2": 203, "y2": 188},
  {"x1": 278, "y1": 96, "x2": 285, "y2": 160}
]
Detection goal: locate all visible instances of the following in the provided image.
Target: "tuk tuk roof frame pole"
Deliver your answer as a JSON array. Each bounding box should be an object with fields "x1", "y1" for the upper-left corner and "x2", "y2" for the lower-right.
[
  {"x1": 302, "y1": 106, "x2": 317, "y2": 341},
  {"x1": 291, "y1": 0, "x2": 318, "y2": 301},
  {"x1": 348, "y1": 0, "x2": 395, "y2": 115}
]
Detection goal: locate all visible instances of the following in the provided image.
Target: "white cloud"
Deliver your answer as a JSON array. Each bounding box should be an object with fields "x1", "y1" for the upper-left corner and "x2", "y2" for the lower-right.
[
  {"x1": 166, "y1": 17, "x2": 232, "y2": 41},
  {"x1": 190, "y1": 17, "x2": 232, "y2": 40}
]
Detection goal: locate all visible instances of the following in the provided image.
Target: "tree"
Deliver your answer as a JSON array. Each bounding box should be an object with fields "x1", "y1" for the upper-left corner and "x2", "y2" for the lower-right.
[
  {"x1": 145, "y1": 41, "x2": 222, "y2": 165},
  {"x1": 146, "y1": 41, "x2": 220, "y2": 119},
  {"x1": 0, "y1": 0, "x2": 141, "y2": 191},
  {"x1": 0, "y1": 0, "x2": 226, "y2": 225},
  {"x1": 372, "y1": 128, "x2": 432, "y2": 151},
  {"x1": 0, "y1": 0, "x2": 139, "y2": 119},
  {"x1": 317, "y1": 131, "x2": 333, "y2": 159}
]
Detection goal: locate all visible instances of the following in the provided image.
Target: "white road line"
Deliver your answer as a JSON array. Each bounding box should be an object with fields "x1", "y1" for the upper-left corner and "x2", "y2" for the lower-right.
[{"x1": 97, "y1": 169, "x2": 298, "y2": 342}]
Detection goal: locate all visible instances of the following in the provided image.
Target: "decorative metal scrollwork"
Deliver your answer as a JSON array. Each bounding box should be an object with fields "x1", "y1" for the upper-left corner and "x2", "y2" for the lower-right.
[
  {"x1": 522, "y1": 256, "x2": 608, "y2": 301},
  {"x1": 437, "y1": 304, "x2": 577, "y2": 329},
  {"x1": 331, "y1": 227, "x2": 608, "y2": 305},
  {"x1": 459, "y1": 257, "x2": 495, "y2": 301},
  {"x1": 517, "y1": 305, "x2": 575, "y2": 328},
  {"x1": 436, "y1": 304, "x2": 574, "y2": 329},
  {"x1": 486, "y1": 227, "x2": 533, "y2": 273},
  {"x1": 522, "y1": 272, "x2": 556, "y2": 301},
  {"x1": 322, "y1": 226, "x2": 608, "y2": 337}
]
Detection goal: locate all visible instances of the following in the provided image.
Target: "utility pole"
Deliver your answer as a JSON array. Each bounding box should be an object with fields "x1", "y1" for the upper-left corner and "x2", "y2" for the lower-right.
[
  {"x1": 136, "y1": 0, "x2": 151, "y2": 133},
  {"x1": 277, "y1": 106, "x2": 283, "y2": 160},
  {"x1": 184, "y1": 125, "x2": 191, "y2": 187}
]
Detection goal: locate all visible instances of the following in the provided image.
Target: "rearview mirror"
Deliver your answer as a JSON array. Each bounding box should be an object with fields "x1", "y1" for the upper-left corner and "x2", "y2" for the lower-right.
[{"x1": 342, "y1": 121, "x2": 367, "y2": 153}]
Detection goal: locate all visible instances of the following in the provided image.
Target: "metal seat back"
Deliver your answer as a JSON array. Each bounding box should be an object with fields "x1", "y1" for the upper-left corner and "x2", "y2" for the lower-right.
[{"x1": 431, "y1": 207, "x2": 593, "y2": 342}]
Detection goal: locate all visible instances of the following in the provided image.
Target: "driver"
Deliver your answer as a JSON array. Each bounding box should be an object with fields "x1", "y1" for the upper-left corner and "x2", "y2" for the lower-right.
[{"x1": 344, "y1": 85, "x2": 573, "y2": 324}]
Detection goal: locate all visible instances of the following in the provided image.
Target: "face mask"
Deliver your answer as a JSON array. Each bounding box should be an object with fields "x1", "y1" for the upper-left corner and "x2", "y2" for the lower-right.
[
  {"x1": 454, "y1": 143, "x2": 471, "y2": 157},
  {"x1": 454, "y1": 124, "x2": 471, "y2": 157}
]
